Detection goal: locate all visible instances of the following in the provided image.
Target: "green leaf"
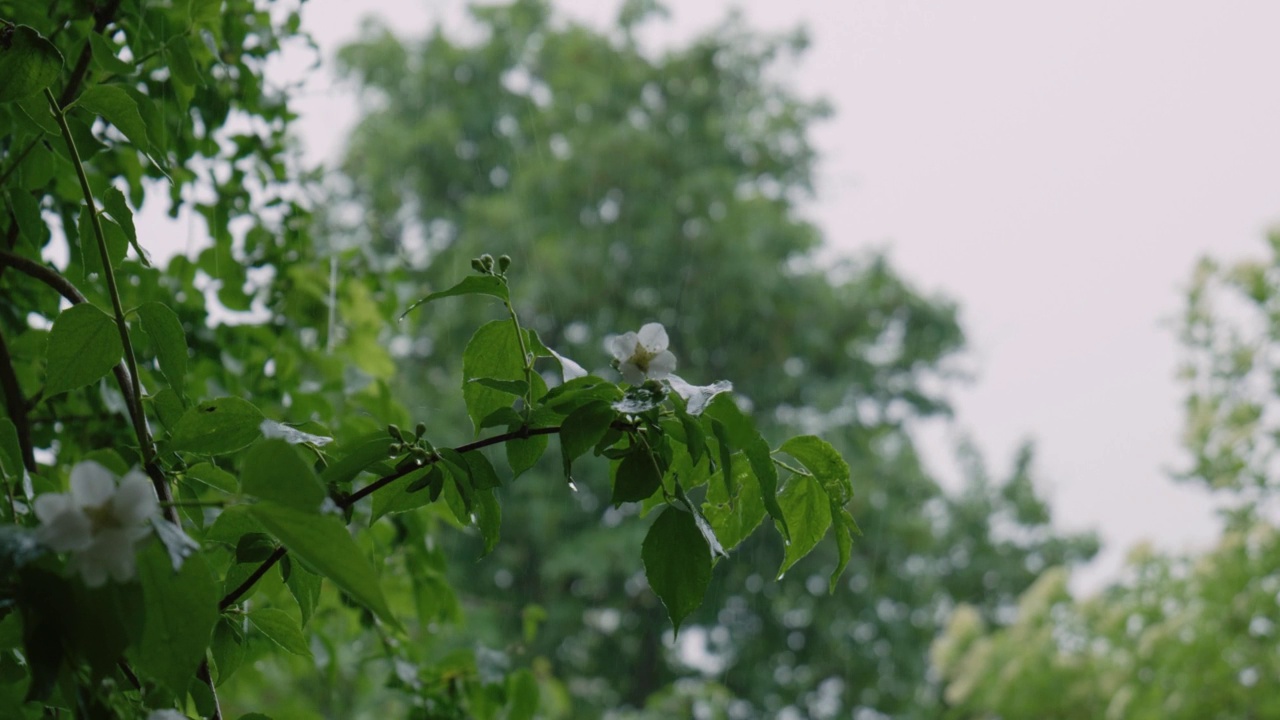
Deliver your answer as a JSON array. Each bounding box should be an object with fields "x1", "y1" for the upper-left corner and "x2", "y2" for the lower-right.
[
  {"x1": 0, "y1": 418, "x2": 22, "y2": 480},
  {"x1": 284, "y1": 557, "x2": 322, "y2": 626},
  {"x1": 830, "y1": 508, "x2": 858, "y2": 594},
  {"x1": 641, "y1": 507, "x2": 711, "y2": 634},
  {"x1": 506, "y1": 432, "x2": 547, "y2": 480},
  {"x1": 169, "y1": 397, "x2": 265, "y2": 455},
  {"x1": 371, "y1": 465, "x2": 439, "y2": 522},
  {"x1": 474, "y1": 488, "x2": 501, "y2": 556},
  {"x1": 701, "y1": 455, "x2": 765, "y2": 552},
  {"x1": 137, "y1": 301, "x2": 187, "y2": 395},
  {"x1": 77, "y1": 206, "x2": 128, "y2": 276},
  {"x1": 168, "y1": 36, "x2": 204, "y2": 87},
  {"x1": 775, "y1": 473, "x2": 831, "y2": 579},
  {"x1": 44, "y1": 303, "x2": 123, "y2": 397},
  {"x1": 506, "y1": 668, "x2": 540, "y2": 720},
  {"x1": 87, "y1": 32, "x2": 133, "y2": 75},
  {"x1": 152, "y1": 387, "x2": 186, "y2": 430},
  {"x1": 463, "y1": 450, "x2": 502, "y2": 490},
  {"x1": 611, "y1": 449, "x2": 662, "y2": 505},
  {"x1": 210, "y1": 617, "x2": 245, "y2": 686},
  {"x1": 402, "y1": 275, "x2": 509, "y2": 318},
  {"x1": 559, "y1": 401, "x2": 615, "y2": 468},
  {"x1": 779, "y1": 435, "x2": 852, "y2": 506},
  {"x1": 185, "y1": 462, "x2": 237, "y2": 494},
  {"x1": 75, "y1": 85, "x2": 152, "y2": 153},
  {"x1": 234, "y1": 533, "x2": 276, "y2": 563},
  {"x1": 462, "y1": 320, "x2": 527, "y2": 433},
  {"x1": 704, "y1": 394, "x2": 788, "y2": 541},
  {"x1": 132, "y1": 544, "x2": 219, "y2": 696},
  {"x1": 240, "y1": 439, "x2": 326, "y2": 510},
  {"x1": 102, "y1": 186, "x2": 149, "y2": 265},
  {"x1": 320, "y1": 432, "x2": 394, "y2": 486},
  {"x1": 248, "y1": 502, "x2": 400, "y2": 629},
  {"x1": 248, "y1": 608, "x2": 311, "y2": 657},
  {"x1": 674, "y1": 482, "x2": 727, "y2": 559},
  {"x1": 466, "y1": 377, "x2": 528, "y2": 396},
  {"x1": 0, "y1": 26, "x2": 64, "y2": 103}
]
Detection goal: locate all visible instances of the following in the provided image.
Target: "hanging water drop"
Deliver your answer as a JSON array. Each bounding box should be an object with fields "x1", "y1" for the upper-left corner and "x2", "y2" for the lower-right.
[{"x1": 567, "y1": 479, "x2": 579, "y2": 492}]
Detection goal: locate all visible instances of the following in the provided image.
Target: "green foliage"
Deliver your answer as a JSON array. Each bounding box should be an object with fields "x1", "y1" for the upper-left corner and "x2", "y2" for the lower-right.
[
  {"x1": 933, "y1": 236, "x2": 1280, "y2": 718},
  {"x1": 43, "y1": 303, "x2": 122, "y2": 397},
  {"x1": 0, "y1": 1, "x2": 1094, "y2": 717}
]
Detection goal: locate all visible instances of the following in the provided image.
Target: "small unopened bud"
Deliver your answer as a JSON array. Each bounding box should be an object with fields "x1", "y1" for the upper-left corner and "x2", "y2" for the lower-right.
[
  {"x1": 415, "y1": 422, "x2": 427, "y2": 439},
  {"x1": 388, "y1": 442, "x2": 403, "y2": 457},
  {"x1": 480, "y1": 254, "x2": 495, "y2": 271},
  {"x1": 387, "y1": 424, "x2": 404, "y2": 441},
  {"x1": 471, "y1": 257, "x2": 487, "y2": 274},
  {"x1": 497, "y1": 254, "x2": 511, "y2": 273}
]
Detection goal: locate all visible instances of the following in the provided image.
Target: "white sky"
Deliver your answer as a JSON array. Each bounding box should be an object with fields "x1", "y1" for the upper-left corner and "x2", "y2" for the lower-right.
[{"x1": 263, "y1": 0, "x2": 1280, "y2": 587}]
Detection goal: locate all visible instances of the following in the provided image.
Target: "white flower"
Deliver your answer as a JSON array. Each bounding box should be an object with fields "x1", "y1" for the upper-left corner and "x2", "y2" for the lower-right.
[
  {"x1": 34, "y1": 461, "x2": 158, "y2": 587},
  {"x1": 610, "y1": 322, "x2": 677, "y2": 385},
  {"x1": 146, "y1": 711, "x2": 191, "y2": 720}
]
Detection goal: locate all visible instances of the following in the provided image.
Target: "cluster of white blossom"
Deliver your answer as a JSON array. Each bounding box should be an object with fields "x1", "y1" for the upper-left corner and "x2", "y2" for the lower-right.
[{"x1": 34, "y1": 461, "x2": 158, "y2": 587}]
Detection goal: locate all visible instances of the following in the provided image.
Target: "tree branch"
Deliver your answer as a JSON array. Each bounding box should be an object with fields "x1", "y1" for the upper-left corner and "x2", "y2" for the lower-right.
[
  {"x1": 0, "y1": 328, "x2": 36, "y2": 473},
  {"x1": 216, "y1": 425, "x2": 563, "y2": 611}
]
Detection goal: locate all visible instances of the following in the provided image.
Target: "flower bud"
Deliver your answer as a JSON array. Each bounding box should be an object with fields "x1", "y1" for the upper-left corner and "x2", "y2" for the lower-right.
[
  {"x1": 415, "y1": 422, "x2": 427, "y2": 439},
  {"x1": 471, "y1": 257, "x2": 487, "y2": 273},
  {"x1": 498, "y1": 254, "x2": 512, "y2": 273},
  {"x1": 387, "y1": 424, "x2": 404, "y2": 441},
  {"x1": 480, "y1": 253, "x2": 495, "y2": 271}
]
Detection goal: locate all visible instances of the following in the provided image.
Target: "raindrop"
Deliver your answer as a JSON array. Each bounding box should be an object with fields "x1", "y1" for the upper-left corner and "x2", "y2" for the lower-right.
[{"x1": 567, "y1": 479, "x2": 579, "y2": 492}]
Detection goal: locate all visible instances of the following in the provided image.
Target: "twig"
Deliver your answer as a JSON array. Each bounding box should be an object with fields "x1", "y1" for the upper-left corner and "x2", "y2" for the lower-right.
[
  {"x1": 0, "y1": 328, "x2": 36, "y2": 473},
  {"x1": 216, "y1": 425, "x2": 562, "y2": 611}
]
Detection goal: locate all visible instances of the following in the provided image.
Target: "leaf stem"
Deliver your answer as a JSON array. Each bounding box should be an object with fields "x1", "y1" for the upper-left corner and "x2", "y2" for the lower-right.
[
  {"x1": 772, "y1": 457, "x2": 810, "y2": 477},
  {"x1": 502, "y1": 280, "x2": 535, "y2": 409},
  {"x1": 42, "y1": 88, "x2": 152, "y2": 467}
]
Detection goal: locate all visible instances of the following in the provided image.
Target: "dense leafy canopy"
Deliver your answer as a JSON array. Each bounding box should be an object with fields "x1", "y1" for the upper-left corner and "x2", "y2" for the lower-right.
[
  {"x1": 332, "y1": 1, "x2": 1098, "y2": 717},
  {"x1": 0, "y1": 0, "x2": 1105, "y2": 718}
]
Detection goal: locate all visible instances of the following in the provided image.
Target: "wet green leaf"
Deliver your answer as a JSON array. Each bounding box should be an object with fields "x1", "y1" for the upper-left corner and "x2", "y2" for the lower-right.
[
  {"x1": 0, "y1": 26, "x2": 63, "y2": 103},
  {"x1": 641, "y1": 507, "x2": 710, "y2": 634},
  {"x1": 44, "y1": 303, "x2": 123, "y2": 397},
  {"x1": 169, "y1": 397, "x2": 265, "y2": 455}
]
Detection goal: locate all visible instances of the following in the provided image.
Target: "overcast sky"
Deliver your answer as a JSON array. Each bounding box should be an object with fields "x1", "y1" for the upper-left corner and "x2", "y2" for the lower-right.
[{"x1": 268, "y1": 0, "x2": 1280, "y2": 588}]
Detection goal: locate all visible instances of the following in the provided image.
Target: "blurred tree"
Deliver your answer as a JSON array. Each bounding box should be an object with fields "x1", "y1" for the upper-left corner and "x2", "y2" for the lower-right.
[
  {"x1": 932, "y1": 235, "x2": 1280, "y2": 718},
  {"x1": 330, "y1": 1, "x2": 1098, "y2": 717}
]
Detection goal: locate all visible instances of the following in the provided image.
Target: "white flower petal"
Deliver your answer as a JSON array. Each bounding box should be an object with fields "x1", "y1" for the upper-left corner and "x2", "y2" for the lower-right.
[
  {"x1": 112, "y1": 474, "x2": 159, "y2": 525},
  {"x1": 548, "y1": 346, "x2": 589, "y2": 381},
  {"x1": 80, "y1": 529, "x2": 140, "y2": 584},
  {"x1": 647, "y1": 350, "x2": 677, "y2": 379},
  {"x1": 70, "y1": 461, "x2": 116, "y2": 508},
  {"x1": 637, "y1": 323, "x2": 668, "y2": 353},
  {"x1": 619, "y1": 362, "x2": 647, "y2": 386},
  {"x1": 610, "y1": 332, "x2": 639, "y2": 362},
  {"x1": 70, "y1": 553, "x2": 109, "y2": 588},
  {"x1": 33, "y1": 493, "x2": 74, "y2": 524},
  {"x1": 35, "y1": 508, "x2": 93, "y2": 552}
]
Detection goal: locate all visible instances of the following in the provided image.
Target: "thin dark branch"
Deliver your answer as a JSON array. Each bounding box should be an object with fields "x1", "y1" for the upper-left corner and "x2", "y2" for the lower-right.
[
  {"x1": 0, "y1": 250, "x2": 88, "y2": 305},
  {"x1": 219, "y1": 546, "x2": 287, "y2": 612},
  {"x1": 58, "y1": 0, "x2": 124, "y2": 107},
  {"x1": 0, "y1": 328, "x2": 36, "y2": 473},
  {"x1": 216, "y1": 425, "x2": 563, "y2": 611},
  {"x1": 342, "y1": 426, "x2": 561, "y2": 507}
]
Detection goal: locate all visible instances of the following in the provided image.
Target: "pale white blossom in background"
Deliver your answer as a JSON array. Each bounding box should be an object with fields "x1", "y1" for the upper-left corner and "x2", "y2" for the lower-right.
[
  {"x1": 34, "y1": 461, "x2": 158, "y2": 587},
  {"x1": 146, "y1": 710, "x2": 191, "y2": 720},
  {"x1": 610, "y1": 322, "x2": 677, "y2": 384}
]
